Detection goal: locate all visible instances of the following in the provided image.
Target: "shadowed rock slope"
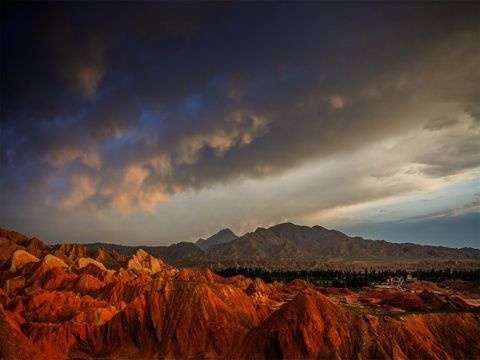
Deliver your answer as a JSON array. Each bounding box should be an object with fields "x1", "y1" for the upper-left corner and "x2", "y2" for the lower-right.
[{"x1": 196, "y1": 228, "x2": 239, "y2": 250}]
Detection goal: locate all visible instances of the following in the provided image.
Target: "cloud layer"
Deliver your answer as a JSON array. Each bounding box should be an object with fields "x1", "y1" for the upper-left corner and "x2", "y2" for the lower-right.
[{"x1": 1, "y1": 2, "x2": 479, "y2": 245}]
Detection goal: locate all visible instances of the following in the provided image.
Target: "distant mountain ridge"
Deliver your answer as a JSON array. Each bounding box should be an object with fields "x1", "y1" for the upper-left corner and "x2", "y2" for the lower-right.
[
  {"x1": 1, "y1": 223, "x2": 479, "y2": 270},
  {"x1": 203, "y1": 223, "x2": 480, "y2": 268},
  {"x1": 196, "y1": 228, "x2": 239, "y2": 250}
]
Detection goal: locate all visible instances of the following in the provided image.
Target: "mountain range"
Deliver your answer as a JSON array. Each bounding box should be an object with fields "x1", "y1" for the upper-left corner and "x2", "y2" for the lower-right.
[
  {"x1": 79, "y1": 223, "x2": 480, "y2": 270},
  {"x1": 2, "y1": 223, "x2": 480, "y2": 271}
]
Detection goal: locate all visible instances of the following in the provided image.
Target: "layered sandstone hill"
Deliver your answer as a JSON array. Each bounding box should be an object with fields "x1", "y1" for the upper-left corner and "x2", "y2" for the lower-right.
[{"x1": 0, "y1": 228, "x2": 479, "y2": 359}]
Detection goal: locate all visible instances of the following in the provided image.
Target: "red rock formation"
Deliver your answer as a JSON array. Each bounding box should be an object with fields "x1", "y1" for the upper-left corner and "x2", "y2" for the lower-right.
[
  {"x1": 0, "y1": 237, "x2": 19, "y2": 265},
  {"x1": 43, "y1": 254, "x2": 68, "y2": 269},
  {"x1": 241, "y1": 291, "x2": 480, "y2": 360},
  {"x1": 0, "y1": 304, "x2": 47, "y2": 360},
  {"x1": 9, "y1": 250, "x2": 40, "y2": 272},
  {"x1": 3, "y1": 276, "x2": 25, "y2": 296},
  {"x1": 53, "y1": 243, "x2": 89, "y2": 264},
  {"x1": 23, "y1": 238, "x2": 48, "y2": 258},
  {"x1": 78, "y1": 257, "x2": 107, "y2": 271},
  {"x1": 0, "y1": 229, "x2": 49, "y2": 266},
  {"x1": 127, "y1": 248, "x2": 175, "y2": 275},
  {"x1": 0, "y1": 232, "x2": 479, "y2": 359}
]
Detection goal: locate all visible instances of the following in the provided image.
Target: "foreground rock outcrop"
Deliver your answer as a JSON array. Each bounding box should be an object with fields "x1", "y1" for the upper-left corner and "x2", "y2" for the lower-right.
[{"x1": 0, "y1": 228, "x2": 479, "y2": 359}]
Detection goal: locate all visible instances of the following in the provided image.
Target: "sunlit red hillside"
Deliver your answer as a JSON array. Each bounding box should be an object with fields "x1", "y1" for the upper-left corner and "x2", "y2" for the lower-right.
[{"x1": 0, "y1": 227, "x2": 479, "y2": 359}]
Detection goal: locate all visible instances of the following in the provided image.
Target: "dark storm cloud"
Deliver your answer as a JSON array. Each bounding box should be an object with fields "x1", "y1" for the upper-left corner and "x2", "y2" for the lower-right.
[{"x1": 1, "y1": 2, "x2": 479, "y2": 215}]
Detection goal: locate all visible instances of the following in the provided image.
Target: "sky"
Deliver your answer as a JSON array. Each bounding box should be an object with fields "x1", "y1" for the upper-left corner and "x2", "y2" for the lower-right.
[{"x1": 1, "y1": 2, "x2": 479, "y2": 247}]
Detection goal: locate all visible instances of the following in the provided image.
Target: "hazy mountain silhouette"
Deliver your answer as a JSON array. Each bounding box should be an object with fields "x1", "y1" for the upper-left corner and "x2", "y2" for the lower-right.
[
  {"x1": 196, "y1": 228, "x2": 239, "y2": 250},
  {"x1": 79, "y1": 223, "x2": 480, "y2": 269}
]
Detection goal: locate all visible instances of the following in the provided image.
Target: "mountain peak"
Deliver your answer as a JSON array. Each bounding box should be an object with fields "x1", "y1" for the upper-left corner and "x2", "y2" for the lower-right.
[
  {"x1": 196, "y1": 228, "x2": 238, "y2": 250},
  {"x1": 216, "y1": 228, "x2": 237, "y2": 236}
]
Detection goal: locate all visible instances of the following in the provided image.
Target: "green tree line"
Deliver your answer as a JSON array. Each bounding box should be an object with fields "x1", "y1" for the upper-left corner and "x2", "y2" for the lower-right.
[{"x1": 214, "y1": 267, "x2": 480, "y2": 288}]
